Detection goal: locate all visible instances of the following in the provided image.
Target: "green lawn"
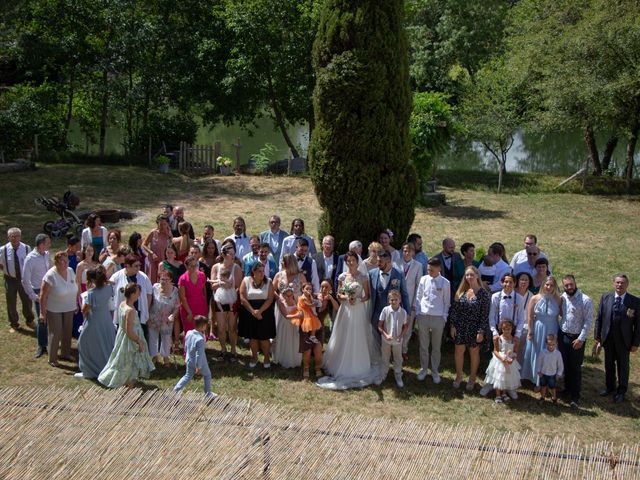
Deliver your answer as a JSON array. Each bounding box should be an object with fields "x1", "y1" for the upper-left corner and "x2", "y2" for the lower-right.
[{"x1": 0, "y1": 164, "x2": 639, "y2": 446}]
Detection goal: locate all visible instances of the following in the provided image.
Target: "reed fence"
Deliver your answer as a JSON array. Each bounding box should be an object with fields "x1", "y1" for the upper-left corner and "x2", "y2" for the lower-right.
[{"x1": 0, "y1": 386, "x2": 637, "y2": 479}]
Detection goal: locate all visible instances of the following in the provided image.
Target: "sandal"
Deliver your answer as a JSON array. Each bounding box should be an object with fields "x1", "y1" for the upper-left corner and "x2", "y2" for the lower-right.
[
  {"x1": 303, "y1": 368, "x2": 310, "y2": 379},
  {"x1": 502, "y1": 394, "x2": 511, "y2": 402},
  {"x1": 452, "y1": 378, "x2": 462, "y2": 389},
  {"x1": 315, "y1": 368, "x2": 322, "y2": 377},
  {"x1": 495, "y1": 397, "x2": 503, "y2": 404}
]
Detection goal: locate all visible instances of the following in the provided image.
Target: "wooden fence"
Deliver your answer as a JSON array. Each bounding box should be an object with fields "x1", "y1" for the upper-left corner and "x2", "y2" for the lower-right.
[
  {"x1": 0, "y1": 386, "x2": 638, "y2": 479},
  {"x1": 178, "y1": 141, "x2": 221, "y2": 174}
]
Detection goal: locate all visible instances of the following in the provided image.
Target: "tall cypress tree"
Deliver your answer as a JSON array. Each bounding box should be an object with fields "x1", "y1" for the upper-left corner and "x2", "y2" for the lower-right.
[{"x1": 309, "y1": 0, "x2": 417, "y2": 253}]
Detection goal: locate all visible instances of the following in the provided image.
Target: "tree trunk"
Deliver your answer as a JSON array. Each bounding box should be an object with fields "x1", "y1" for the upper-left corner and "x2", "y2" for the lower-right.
[
  {"x1": 582, "y1": 124, "x2": 601, "y2": 175},
  {"x1": 62, "y1": 66, "x2": 75, "y2": 147},
  {"x1": 126, "y1": 66, "x2": 134, "y2": 157},
  {"x1": 601, "y1": 136, "x2": 618, "y2": 172},
  {"x1": 266, "y1": 68, "x2": 299, "y2": 158},
  {"x1": 99, "y1": 70, "x2": 109, "y2": 160},
  {"x1": 625, "y1": 125, "x2": 638, "y2": 192}
]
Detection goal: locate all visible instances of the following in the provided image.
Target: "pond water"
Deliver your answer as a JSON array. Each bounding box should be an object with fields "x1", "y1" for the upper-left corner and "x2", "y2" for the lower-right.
[{"x1": 69, "y1": 120, "x2": 637, "y2": 177}]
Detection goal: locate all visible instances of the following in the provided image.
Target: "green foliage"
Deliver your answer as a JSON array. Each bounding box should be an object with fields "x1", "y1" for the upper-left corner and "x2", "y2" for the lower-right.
[
  {"x1": 154, "y1": 154, "x2": 170, "y2": 165},
  {"x1": 406, "y1": 0, "x2": 509, "y2": 96},
  {"x1": 459, "y1": 57, "x2": 522, "y2": 191},
  {"x1": 251, "y1": 142, "x2": 277, "y2": 173},
  {"x1": 0, "y1": 82, "x2": 66, "y2": 158},
  {"x1": 409, "y1": 91, "x2": 459, "y2": 183},
  {"x1": 206, "y1": 0, "x2": 319, "y2": 156},
  {"x1": 130, "y1": 111, "x2": 198, "y2": 155},
  {"x1": 309, "y1": 0, "x2": 417, "y2": 252}
]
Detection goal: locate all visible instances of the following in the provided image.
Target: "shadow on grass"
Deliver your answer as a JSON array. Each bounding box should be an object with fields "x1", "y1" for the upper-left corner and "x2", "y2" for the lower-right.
[{"x1": 432, "y1": 204, "x2": 507, "y2": 220}]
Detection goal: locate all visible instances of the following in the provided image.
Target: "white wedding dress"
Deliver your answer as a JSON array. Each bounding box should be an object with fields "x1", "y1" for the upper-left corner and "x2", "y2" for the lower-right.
[{"x1": 317, "y1": 272, "x2": 379, "y2": 390}]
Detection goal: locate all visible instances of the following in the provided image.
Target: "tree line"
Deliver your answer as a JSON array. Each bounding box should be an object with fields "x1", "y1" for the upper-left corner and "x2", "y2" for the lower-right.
[{"x1": 1, "y1": 0, "x2": 638, "y2": 190}]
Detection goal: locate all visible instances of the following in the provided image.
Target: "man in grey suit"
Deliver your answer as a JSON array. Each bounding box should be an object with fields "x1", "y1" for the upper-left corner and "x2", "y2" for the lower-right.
[
  {"x1": 594, "y1": 273, "x2": 640, "y2": 403},
  {"x1": 368, "y1": 251, "x2": 409, "y2": 365}
]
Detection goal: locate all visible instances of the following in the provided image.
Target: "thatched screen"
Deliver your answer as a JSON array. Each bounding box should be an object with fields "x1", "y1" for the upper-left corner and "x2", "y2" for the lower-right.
[{"x1": 0, "y1": 387, "x2": 638, "y2": 479}]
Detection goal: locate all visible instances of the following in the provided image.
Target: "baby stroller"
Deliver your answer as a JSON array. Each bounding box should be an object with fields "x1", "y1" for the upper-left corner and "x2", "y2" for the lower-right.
[{"x1": 35, "y1": 191, "x2": 83, "y2": 239}]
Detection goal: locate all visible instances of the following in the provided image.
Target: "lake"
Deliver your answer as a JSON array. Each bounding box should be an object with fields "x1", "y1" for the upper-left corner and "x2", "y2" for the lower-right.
[{"x1": 69, "y1": 120, "x2": 638, "y2": 177}]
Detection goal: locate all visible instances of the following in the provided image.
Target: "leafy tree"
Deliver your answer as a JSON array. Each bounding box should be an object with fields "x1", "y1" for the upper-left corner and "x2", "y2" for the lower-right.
[
  {"x1": 409, "y1": 91, "x2": 459, "y2": 185},
  {"x1": 206, "y1": 0, "x2": 318, "y2": 158},
  {"x1": 505, "y1": 0, "x2": 640, "y2": 180},
  {"x1": 459, "y1": 58, "x2": 521, "y2": 193},
  {"x1": 309, "y1": 0, "x2": 417, "y2": 252},
  {"x1": 406, "y1": 0, "x2": 509, "y2": 96}
]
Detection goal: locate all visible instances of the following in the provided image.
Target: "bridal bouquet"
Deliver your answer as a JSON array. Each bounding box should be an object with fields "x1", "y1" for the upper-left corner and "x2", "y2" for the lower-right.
[{"x1": 340, "y1": 282, "x2": 358, "y2": 303}]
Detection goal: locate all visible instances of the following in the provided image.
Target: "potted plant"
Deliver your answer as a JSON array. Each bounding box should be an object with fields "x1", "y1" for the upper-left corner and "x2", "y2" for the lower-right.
[
  {"x1": 155, "y1": 154, "x2": 170, "y2": 173},
  {"x1": 217, "y1": 155, "x2": 232, "y2": 175}
]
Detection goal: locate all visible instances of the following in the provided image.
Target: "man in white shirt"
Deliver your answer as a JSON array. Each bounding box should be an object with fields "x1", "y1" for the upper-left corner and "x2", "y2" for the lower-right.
[
  {"x1": 415, "y1": 257, "x2": 450, "y2": 383},
  {"x1": 225, "y1": 216, "x2": 250, "y2": 260},
  {"x1": 259, "y1": 215, "x2": 287, "y2": 266},
  {"x1": 21, "y1": 234, "x2": 52, "y2": 357},
  {"x1": 281, "y1": 218, "x2": 317, "y2": 257},
  {"x1": 110, "y1": 254, "x2": 153, "y2": 340},
  {"x1": 394, "y1": 242, "x2": 423, "y2": 361},
  {"x1": 171, "y1": 206, "x2": 195, "y2": 239},
  {"x1": 0, "y1": 227, "x2": 34, "y2": 332},
  {"x1": 478, "y1": 243, "x2": 511, "y2": 293},
  {"x1": 510, "y1": 234, "x2": 548, "y2": 276}
]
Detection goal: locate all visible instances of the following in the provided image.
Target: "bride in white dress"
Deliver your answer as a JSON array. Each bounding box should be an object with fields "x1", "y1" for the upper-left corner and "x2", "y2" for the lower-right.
[{"x1": 317, "y1": 252, "x2": 379, "y2": 390}]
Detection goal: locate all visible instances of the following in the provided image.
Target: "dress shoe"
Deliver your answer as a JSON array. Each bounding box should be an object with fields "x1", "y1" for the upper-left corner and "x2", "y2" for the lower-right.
[
  {"x1": 614, "y1": 393, "x2": 625, "y2": 404},
  {"x1": 599, "y1": 389, "x2": 614, "y2": 397},
  {"x1": 26, "y1": 320, "x2": 36, "y2": 329},
  {"x1": 34, "y1": 346, "x2": 46, "y2": 358}
]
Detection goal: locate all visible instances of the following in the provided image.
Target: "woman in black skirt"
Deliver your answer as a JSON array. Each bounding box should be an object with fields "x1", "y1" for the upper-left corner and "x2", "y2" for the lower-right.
[{"x1": 238, "y1": 263, "x2": 276, "y2": 368}]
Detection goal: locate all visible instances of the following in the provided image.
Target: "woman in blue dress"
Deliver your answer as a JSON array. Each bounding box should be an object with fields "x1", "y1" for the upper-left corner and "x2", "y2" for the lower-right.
[
  {"x1": 75, "y1": 266, "x2": 116, "y2": 379},
  {"x1": 98, "y1": 282, "x2": 155, "y2": 388},
  {"x1": 521, "y1": 275, "x2": 561, "y2": 386}
]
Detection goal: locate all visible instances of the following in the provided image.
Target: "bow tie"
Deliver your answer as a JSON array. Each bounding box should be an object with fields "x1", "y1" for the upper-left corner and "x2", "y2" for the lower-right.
[
  {"x1": 235, "y1": 235, "x2": 243, "y2": 239},
  {"x1": 297, "y1": 256, "x2": 305, "y2": 262},
  {"x1": 381, "y1": 272, "x2": 389, "y2": 277},
  {"x1": 503, "y1": 295, "x2": 512, "y2": 299}
]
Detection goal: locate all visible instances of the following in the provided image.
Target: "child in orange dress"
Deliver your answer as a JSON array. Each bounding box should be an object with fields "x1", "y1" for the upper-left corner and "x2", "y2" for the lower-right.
[{"x1": 288, "y1": 283, "x2": 323, "y2": 379}]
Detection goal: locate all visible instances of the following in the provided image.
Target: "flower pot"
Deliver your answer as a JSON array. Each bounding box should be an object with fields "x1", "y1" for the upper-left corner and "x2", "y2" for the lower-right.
[
  {"x1": 220, "y1": 166, "x2": 231, "y2": 176},
  {"x1": 158, "y1": 163, "x2": 169, "y2": 174}
]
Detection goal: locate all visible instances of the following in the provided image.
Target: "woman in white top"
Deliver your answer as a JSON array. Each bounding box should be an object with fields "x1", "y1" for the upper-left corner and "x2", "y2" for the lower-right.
[
  {"x1": 80, "y1": 213, "x2": 108, "y2": 262},
  {"x1": 39, "y1": 251, "x2": 78, "y2": 367},
  {"x1": 210, "y1": 241, "x2": 243, "y2": 360}
]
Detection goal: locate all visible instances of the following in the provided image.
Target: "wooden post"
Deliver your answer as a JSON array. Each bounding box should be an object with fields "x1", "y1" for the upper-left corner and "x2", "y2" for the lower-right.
[
  {"x1": 287, "y1": 148, "x2": 293, "y2": 175},
  {"x1": 232, "y1": 138, "x2": 242, "y2": 171},
  {"x1": 34, "y1": 134, "x2": 39, "y2": 159},
  {"x1": 148, "y1": 136, "x2": 153, "y2": 167},
  {"x1": 179, "y1": 142, "x2": 184, "y2": 171}
]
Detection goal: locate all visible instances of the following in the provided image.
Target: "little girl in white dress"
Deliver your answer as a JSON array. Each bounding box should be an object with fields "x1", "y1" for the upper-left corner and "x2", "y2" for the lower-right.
[{"x1": 484, "y1": 319, "x2": 521, "y2": 404}]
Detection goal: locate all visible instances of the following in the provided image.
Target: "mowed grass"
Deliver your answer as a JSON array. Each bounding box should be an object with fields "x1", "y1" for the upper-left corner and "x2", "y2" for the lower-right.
[{"x1": 0, "y1": 164, "x2": 639, "y2": 445}]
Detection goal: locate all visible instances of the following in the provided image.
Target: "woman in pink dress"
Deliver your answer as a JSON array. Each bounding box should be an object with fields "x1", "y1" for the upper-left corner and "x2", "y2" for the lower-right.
[
  {"x1": 177, "y1": 255, "x2": 207, "y2": 335},
  {"x1": 143, "y1": 214, "x2": 172, "y2": 283}
]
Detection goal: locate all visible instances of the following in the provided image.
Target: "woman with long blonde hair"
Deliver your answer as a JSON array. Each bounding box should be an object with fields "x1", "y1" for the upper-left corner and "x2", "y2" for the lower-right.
[
  {"x1": 449, "y1": 266, "x2": 490, "y2": 391},
  {"x1": 521, "y1": 275, "x2": 562, "y2": 387}
]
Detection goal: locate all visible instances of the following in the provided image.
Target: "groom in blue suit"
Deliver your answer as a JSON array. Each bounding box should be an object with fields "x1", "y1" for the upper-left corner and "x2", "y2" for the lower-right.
[{"x1": 369, "y1": 251, "x2": 410, "y2": 364}]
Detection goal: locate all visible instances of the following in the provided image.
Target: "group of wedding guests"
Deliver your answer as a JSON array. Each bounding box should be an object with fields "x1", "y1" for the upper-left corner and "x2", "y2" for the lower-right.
[{"x1": 2, "y1": 212, "x2": 639, "y2": 405}]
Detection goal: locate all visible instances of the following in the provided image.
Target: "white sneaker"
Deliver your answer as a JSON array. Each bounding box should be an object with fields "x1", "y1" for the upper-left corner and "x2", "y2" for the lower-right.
[
  {"x1": 431, "y1": 372, "x2": 441, "y2": 384},
  {"x1": 73, "y1": 372, "x2": 84, "y2": 379},
  {"x1": 507, "y1": 390, "x2": 518, "y2": 400},
  {"x1": 263, "y1": 362, "x2": 271, "y2": 369},
  {"x1": 205, "y1": 392, "x2": 219, "y2": 400},
  {"x1": 417, "y1": 369, "x2": 428, "y2": 381},
  {"x1": 395, "y1": 376, "x2": 404, "y2": 388},
  {"x1": 248, "y1": 361, "x2": 257, "y2": 369},
  {"x1": 479, "y1": 384, "x2": 493, "y2": 397}
]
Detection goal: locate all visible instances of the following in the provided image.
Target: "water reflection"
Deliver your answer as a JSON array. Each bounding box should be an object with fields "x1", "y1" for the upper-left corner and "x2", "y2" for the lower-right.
[{"x1": 439, "y1": 130, "x2": 638, "y2": 176}]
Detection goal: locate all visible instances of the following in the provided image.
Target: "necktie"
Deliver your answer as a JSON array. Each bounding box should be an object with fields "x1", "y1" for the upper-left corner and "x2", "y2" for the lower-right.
[
  {"x1": 13, "y1": 248, "x2": 21, "y2": 281},
  {"x1": 614, "y1": 296, "x2": 622, "y2": 310}
]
